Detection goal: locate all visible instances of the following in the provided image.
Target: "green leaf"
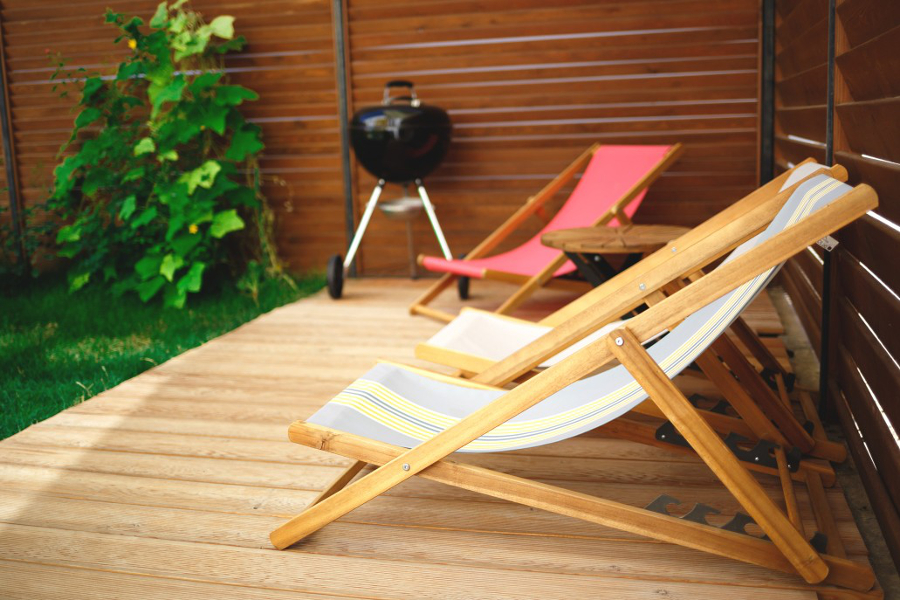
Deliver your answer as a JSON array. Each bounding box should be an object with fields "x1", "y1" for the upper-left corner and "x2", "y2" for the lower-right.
[
  {"x1": 136, "y1": 276, "x2": 165, "y2": 302},
  {"x1": 149, "y1": 1, "x2": 168, "y2": 28},
  {"x1": 229, "y1": 186, "x2": 260, "y2": 207},
  {"x1": 214, "y1": 36, "x2": 246, "y2": 54},
  {"x1": 82, "y1": 167, "x2": 110, "y2": 197},
  {"x1": 56, "y1": 224, "x2": 81, "y2": 244},
  {"x1": 149, "y1": 74, "x2": 185, "y2": 118},
  {"x1": 119, "y1": 194, "x2": 137, "y2": 221},
  {"x1": 122, "y1": 167, "x2": 145, "y2": 183},
  {"x1": 159, "y1": 253, "x2": 185, "y2": 282},
  {"x1": 52, "y1": 156, "x2": 82, "y2": 197},
  {"x1": 164, "y1": 284, "x2": 187, "y2": 308},
  {"x1": 122, "y1": 16, "x2": 144, "y2": 37},
  {"x1": 130, "y1": 206, "x2": 158, "y2": 229},
  {"x1": 135, "y1": 255, "x2": 163, "y2": 280},
  {"x1": 225, "y1": 125, "x2": 264, "y2": 161},
  {"x1": 177, "y1": 261, "x2": 205, "y2": 293},
  {"x1": 57, "y1": 246, "x2": 79, "y2": 259},
  {"x1": 134, "y1": 137, "x2": 156, "y2": 156},
  {"x1": 102, "y1": 264, "x2": 118, "y2": 282},
  {"x1": 171, "y1": 232, "x2": 201, "y2": 257},
  {"x1": 68, "y1": 271, "x2": 91, "y2": 292},
  {"x1": 117, "y1": 60, "x2": 144, "y2": 81},
  {"x1": 189, "y1": 72, "x2": 224, "y2": 95},
  {"x1": 208, "y1": 16, "x2": 235, "y2": 39},
  {"x1": 74, "y1": 107, "x2": 102, "y2": 128},
  {"x1": 180, "y1": 160, "x2": 221, "y2": 194},
  {"x1": 81, "y1": 78, "x2": 104, "y2": 104},
  {"x1": 209, "y1": 209, "x2": 245, "y2": 238},
  {"x1": 214, "y1": 85, "x2": 258, "y2": 106},
  {"x1": 198, "y1": 103, "x2": 229, "y2": 135},
  {"x1": 168, "y1": 12, "x2": 187, "y2": 34},
  {"x1": 158, "y1": 149, "x2": 179, "y2": 162}
]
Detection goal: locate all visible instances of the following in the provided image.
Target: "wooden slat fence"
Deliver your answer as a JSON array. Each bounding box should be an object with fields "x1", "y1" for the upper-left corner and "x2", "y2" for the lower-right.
[
  {"x1": 0, "y1": 0, "x2": 763, "y2": 275},
  {"x1": 344, "y1": 0, "x2": 763, "y2": 274},
  {"x1": 774, "y1": 0, "x2": 900, "y2": 570}
]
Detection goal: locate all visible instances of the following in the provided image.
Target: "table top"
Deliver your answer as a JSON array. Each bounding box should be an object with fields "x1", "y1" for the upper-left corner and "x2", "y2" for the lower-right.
[{"x1": 541, "y1": 224, "x2": 690, "y2": 254}]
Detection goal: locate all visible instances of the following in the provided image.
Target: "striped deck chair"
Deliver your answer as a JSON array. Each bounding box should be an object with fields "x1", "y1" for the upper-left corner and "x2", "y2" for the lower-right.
[
  {"x1": 410, "y1": 143, "x2": 684, "y2": 322},
  {"x1": 270, "y1": 175, "x2": 878, "y2": 592},
  {"x1": 414, "y1": 161, "x2": 848, "y2": 465}
]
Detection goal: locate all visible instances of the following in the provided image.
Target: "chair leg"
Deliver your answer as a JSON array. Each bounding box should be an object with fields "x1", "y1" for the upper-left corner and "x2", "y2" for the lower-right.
[
  {"x1": 806, "y1": 471, "x2": 847, "y2": 559},
  {"x1": 310, "y1": 460, "x2": 367, "y2": 506},
  {"x1": 694, "y1": 347, "x2": 789, "y2": 445},
  {"x1": 409, "y1": 272, "x2": 457, "y2": 320},
  {"x1": 607, "y1": 327, "x2": 829, "y2": 584},
  {"x1": 730, "y1": 316, "x2": 789, "y2": 377},
  {"x1": 279, "y1": 420, "x2": 875, "y2": 592},
  {"x1": 496, "y1": 254, "x2": 567, "y2": 315},
  {"x1": 713, "y1": 336, "x2": 817, "y2": 453}
]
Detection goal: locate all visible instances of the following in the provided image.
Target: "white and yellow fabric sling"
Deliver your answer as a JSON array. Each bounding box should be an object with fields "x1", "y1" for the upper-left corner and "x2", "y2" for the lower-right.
[{"x1": 307, "y1": 174, "x2": 849, "y2": 453}]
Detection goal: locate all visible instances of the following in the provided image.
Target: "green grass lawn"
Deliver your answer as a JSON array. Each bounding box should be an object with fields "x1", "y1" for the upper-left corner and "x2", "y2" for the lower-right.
[{"x1": 0, "y1": 273, "x2": 324, "y2": 439}]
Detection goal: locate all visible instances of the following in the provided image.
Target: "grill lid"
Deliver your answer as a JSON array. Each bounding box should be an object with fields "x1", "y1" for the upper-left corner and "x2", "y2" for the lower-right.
[{"x1": 349, "y1": 81, "x2": 452, "y2": 183}]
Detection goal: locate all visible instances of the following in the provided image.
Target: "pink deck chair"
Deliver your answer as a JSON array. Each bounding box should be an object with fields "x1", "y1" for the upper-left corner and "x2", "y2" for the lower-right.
[{"x1": 410, "y1": 143, "x2": 684, "y2": 322}]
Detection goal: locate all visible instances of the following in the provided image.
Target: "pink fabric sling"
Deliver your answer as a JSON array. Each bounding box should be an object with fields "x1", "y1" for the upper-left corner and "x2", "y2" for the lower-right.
[{"x1": 420, "y1": 145, "x2": 674, "y2": 279}]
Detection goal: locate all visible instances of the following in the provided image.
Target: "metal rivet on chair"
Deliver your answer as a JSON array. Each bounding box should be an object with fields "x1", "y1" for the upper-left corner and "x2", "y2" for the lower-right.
[
  {"x1": 402, "y1": 463, "x2": 410, "y2": 471},
  {"x1": 639, "y1": 283, "x2": 646, "y2": 290},
  {"x1": 671, "y1": 247, "x2": 677, "y2": 253},
  {"x1": 615, "y1": 337, "x2": 624, "y2": 346}
]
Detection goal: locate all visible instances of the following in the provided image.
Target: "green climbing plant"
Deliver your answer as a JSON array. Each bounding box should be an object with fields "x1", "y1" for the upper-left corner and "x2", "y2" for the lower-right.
[{"x1": 46, "y1": 0, "x2": 281, "y2": 307}]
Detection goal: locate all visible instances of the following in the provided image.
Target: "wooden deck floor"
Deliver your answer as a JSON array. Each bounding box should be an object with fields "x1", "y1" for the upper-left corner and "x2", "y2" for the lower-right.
[{"x1": 0, "y1": 279, "x2": 875, "y2": 599}]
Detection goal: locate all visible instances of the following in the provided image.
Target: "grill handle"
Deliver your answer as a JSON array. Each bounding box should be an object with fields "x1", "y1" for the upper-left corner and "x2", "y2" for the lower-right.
[{"x1": 383, "y1": 80, "x2": 418, "y2": 106}]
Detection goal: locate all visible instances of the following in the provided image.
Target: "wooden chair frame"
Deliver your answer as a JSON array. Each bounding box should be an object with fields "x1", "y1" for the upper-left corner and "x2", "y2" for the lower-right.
[
  {"x1": 409, "y1": 143, "x2": 685, "y2": 322},
  {"x1": 414, "y1": 161, "x2": 848, "y2": 468},
  {"x1": 270, "y1": 181, "x2": 878, "y2": 592}
]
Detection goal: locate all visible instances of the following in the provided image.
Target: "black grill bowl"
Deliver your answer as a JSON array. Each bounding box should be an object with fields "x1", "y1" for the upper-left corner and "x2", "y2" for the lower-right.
[{"x1": 349, "y1": 81, "x2": 451, "y2": 183}]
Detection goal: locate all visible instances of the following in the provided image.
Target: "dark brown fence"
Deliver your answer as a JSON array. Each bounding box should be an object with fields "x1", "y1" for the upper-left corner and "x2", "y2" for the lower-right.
[
  {"x1": 775, "y1": 0, "x2": 900, "y2": 568},
  {"x1": 344, "y1": 0, "x2": 762, "y2": 274},
  {"x1": 0, "y1": 0, "x2": 763, "y2": 275}
]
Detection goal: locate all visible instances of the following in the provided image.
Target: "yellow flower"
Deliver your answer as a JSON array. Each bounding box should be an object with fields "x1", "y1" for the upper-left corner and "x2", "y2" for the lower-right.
[
  {"x1": 189, "y1": 224, "x2": 199, "y2": 234},
  {"x1": 127, "y1": 39, "x2": 137, "y2": 50}
]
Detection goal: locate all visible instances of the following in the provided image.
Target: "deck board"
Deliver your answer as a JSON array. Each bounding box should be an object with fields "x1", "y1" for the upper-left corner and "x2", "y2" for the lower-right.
[{"x1": 0, "y1": 279, "x2": 872, "y2": 599}]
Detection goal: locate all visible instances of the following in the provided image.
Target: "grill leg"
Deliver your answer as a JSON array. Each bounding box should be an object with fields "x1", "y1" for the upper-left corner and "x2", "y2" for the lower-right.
[
  {"x1": 415, "y1": 179, "x2": 453, "y2": 259},
  {"x1": 343, "y1": 180, "x2": 385, "y2": 270}
]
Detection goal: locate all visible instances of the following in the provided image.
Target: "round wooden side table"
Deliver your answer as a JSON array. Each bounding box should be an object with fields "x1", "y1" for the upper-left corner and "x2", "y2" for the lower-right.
[{"x1": 542, "y1": 224, "x2": 689, "y2": 286}]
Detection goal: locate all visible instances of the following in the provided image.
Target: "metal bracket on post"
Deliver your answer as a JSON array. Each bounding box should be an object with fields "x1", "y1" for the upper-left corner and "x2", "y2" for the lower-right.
[{"x1": 816, "y1": 235, "x2": 839, "y2": 252}]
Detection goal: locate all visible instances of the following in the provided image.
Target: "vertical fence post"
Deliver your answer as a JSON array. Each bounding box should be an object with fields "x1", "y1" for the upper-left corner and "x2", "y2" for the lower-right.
[
  {"x1": 818, "y1": 0, "x2": 837, "y2": 417},
  {"x1": 758, "y1": 0, "x2": 775, "y2": 185},
  {"x1": 0, "y1": 12, "x2": 24, "y2": 266},
  {"x1": 331, "y1": 0, "x2": 356, "y2": 277}
]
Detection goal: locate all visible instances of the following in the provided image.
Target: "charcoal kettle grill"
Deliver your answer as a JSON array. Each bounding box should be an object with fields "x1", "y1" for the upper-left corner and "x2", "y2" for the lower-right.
[{"x1": 327, "y1": 81, "x2": 453, "y2": 298}]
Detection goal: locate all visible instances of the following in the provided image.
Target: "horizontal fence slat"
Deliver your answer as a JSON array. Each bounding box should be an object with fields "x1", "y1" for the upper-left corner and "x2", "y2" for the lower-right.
[
  {"x1": 835, "y1": 23, "x2": 900, "y2": 102},
  {"x1": 834, "y1": 345, "x2": 900, "y2": 511},
  {"x1": 835, "y1": 294, "x2": 900, "y2": 434},
  {"x1": 834, "y1": 248, "x2": 900, "y2": 371}
]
